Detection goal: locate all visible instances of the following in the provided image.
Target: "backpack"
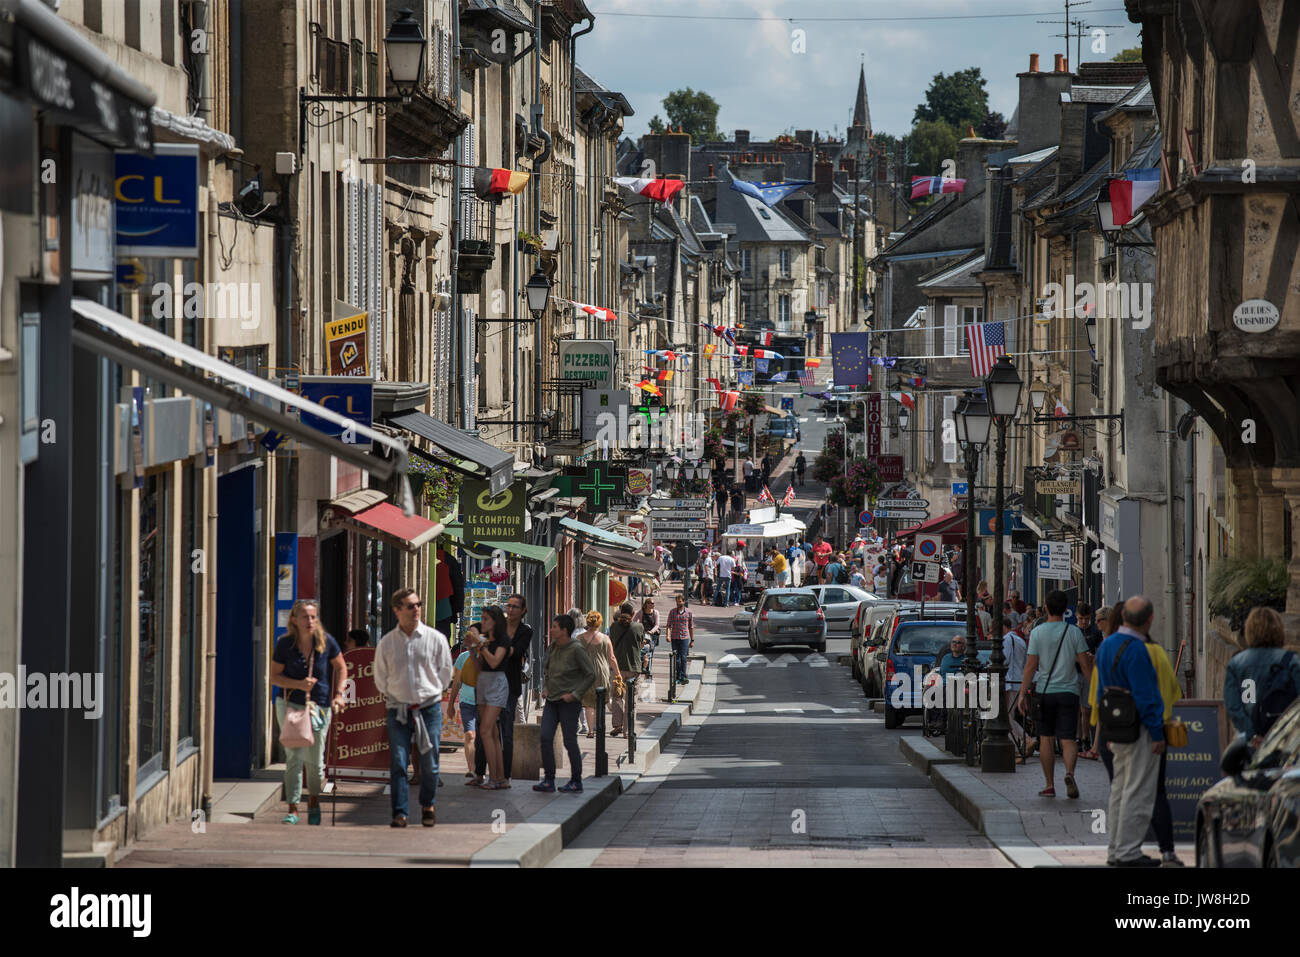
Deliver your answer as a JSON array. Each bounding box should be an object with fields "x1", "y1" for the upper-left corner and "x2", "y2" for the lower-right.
[
  {"x1": 1254, "y1": 651, "x2": 1300, "y2": 737},
  {"x1": 835, "y1": 565, "x2": 850, "y2": 585}
]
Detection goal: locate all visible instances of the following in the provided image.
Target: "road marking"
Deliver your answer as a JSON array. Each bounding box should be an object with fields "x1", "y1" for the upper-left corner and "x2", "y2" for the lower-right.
[
  {"x1": 716, "y1": 708, "x2": 744, "y2": 714},
  {"x1": 717, "y1": 653, "x2": 746, "y2": 667},
  {"x1": 773, "y1": 708, "x2": 804, "y2": 713},
  {"x1": 829, "y1": 707, "x2": 860, "y2": 713},
  {"x1": 805, "y1": 653, "x2": 830, "y2": 667},
  {"x1": 768, "y1": 653, "x2": 799, "y2": 668}
]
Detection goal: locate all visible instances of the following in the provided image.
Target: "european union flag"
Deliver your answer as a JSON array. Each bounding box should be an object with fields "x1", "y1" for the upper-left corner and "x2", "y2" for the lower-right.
[
  {"x1": 730, "y1": 179, "x2": 813, "y2": 208},
  {"x1": 831, "y1": 332, "x2": 872, "y2": 386}
]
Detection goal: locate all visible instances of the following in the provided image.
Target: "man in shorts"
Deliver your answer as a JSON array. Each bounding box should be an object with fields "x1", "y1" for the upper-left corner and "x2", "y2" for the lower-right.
[{"x1": 1017, "y1": 589, "x2": 1092, "y2": 799}]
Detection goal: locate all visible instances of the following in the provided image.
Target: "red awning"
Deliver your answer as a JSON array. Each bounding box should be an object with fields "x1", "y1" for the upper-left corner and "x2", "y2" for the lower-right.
[
  {"x1": 895, "y1": 510, "x2": 967, "y2": 539},
  {"x1": 347, "y1": 503, "x2": 444, "y2": 552}
]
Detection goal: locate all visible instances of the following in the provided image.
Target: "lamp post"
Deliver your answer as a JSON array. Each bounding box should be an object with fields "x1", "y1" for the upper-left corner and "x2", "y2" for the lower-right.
[
  {"x1": 525, "y1": 267, "x2": 552, "y2": 317},
  {"x1": 981, "y1": 354, "x2": 1023, "y2": 773},
  {"x1": 299, "y1": 9, "x2": 428, "y2": 154},
  {"x1": 954, "y1": 391, "x2": 990, "y2": 764}
]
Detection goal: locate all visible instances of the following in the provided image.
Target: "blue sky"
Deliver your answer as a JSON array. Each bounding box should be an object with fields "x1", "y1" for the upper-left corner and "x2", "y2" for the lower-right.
[{"x1": 578, "y1": 0, "x2": 1145, "y2": 140}]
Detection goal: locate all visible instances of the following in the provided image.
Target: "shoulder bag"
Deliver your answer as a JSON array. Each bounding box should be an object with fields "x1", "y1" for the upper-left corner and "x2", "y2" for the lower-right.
[
  {"x1": 279, "y1": 649, "x2": 317, "y2": 749},
  {"x1": 1098, "y1": 637, "x2": 1142, "y2": 744},
  {"x1": 1029, "y1": 624, "x2": 1069, "y2": 727}
]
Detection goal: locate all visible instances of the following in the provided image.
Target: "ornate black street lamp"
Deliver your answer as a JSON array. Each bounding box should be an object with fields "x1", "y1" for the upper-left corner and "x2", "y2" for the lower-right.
[
  {"x1": 954, "y1": 390, "x2": 989, "y2": 763},
  {"x1": 981, "y1": 354, "x2": 1023, "y2": 772}
]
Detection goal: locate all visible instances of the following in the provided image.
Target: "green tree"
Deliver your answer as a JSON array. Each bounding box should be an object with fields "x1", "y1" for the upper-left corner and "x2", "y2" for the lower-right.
[
  {"x1": 648, "y1": 114, "x2": 666, "y2": 134},
  {"x1": 913, "y1": 68, "x2": 990, "y2": 131},
  {"x1": 907, "y1": 119, "x2": 961, "y2": 178},
  {"x1": 1112, "y1": 46, "x2": 1143, "y2": 62},
  {"x1": 659, "y1": 87, "x2": 722, "y2": 143},
  {"x1": 977, "y1": 110, "x2": 1007, "y2": 140}
]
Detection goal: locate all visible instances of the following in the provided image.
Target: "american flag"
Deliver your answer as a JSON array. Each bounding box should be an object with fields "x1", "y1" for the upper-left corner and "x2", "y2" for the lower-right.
[
  {"x1": 798, "y1": 369, "x2": 815, "y2": 388},
  {"x1": 966, "y1": 321, "x2": 1006, "y2": 378}
]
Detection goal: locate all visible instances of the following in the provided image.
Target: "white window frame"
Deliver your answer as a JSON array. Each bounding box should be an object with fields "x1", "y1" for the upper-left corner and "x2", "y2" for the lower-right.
[
  {"x1": 943, "y1": 304, "x2": 958, "y2": 356},
  {"x1": 942, "y1": 394, "x2": 958, "y2": 464}
]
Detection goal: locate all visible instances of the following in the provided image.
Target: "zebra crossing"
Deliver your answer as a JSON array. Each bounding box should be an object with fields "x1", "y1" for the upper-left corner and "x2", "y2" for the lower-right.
[{"x1": 716, "y1": 652, "x2": 832, "y2": 668}]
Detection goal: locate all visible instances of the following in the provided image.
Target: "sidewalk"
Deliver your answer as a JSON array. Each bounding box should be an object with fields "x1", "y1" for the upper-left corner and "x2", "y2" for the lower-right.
[
  {"x1": 115, "y1": 642, "x2": 707, "y2": 868},
  {"x1": 901, "y1": 734, "x2": 1194, "y2": 867}
]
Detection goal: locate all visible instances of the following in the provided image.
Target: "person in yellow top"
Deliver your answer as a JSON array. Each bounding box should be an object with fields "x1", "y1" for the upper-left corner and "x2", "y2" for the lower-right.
[
  {"x1": 772, "y1": 548, "x2": 789, "y2": 587},
  {"x1": 1088, "y1": 612, "x2": 1184, "y2": 866}
]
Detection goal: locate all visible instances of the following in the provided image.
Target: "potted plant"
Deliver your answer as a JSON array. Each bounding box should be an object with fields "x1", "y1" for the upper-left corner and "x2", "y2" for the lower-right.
[
  {"x1": 517, "y1": 230, "x2": 543, "y2": 254},
  {"x1": 1207, "y1": 556, "x2": 1289, "y2": 635}
]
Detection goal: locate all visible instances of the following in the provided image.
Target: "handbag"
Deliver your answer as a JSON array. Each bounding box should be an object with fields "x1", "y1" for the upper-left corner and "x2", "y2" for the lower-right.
[
  {"x1": 1098, "y1": 637, "x2": 1142, "y2": 744},
  {"x1": 1163, "y1": 717, "x2": 1189, "y2": 748},
  {"x1": 1030, "y1": 624, "x2": 1069, "y2": 726},
  {"x1": 460, "y1": 651, "x2": 479, "y2": 688},
  {"x1": 611, "y1": 671, "x2": 626, "y2": 699},
  {"x1": 279, "y1": 649, "x2": 317, "y2": 749}
]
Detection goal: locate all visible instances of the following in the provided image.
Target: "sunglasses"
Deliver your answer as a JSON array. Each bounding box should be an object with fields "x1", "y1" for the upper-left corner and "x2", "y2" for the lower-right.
[{"x1": 404, "y1": 600, "x2": 422, "y2": 609}]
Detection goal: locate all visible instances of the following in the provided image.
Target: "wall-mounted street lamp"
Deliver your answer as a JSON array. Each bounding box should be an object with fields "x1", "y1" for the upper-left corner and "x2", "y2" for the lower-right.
[
  {"x1": 299, "y1": 9, "x2": 427, "y2": 155},
  {"x1": 1028, "y1": 380, "x2": 1048, "y2": 414},
  {"x1": 525, "y1": 267, "x2": 553, "y2": 318},
  {"x1": 1094, "y1": 184, "x2": 1155, "y2": 248}
]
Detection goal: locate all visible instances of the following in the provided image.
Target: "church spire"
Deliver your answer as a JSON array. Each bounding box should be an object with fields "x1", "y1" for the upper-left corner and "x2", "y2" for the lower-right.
[{"x1": 852, "y1": 62, "x2": 871, "y2": 136}]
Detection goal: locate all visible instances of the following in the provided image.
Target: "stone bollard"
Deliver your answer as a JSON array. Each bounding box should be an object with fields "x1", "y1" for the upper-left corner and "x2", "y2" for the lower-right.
[{"x1": 510, "y1": 720, "x2": 567, "y2": 780}]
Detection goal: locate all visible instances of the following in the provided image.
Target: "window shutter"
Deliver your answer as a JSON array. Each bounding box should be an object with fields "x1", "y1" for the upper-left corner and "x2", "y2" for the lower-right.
[
  {"x1": 943, "y1": 304, "x2": 958, "y2": 355},
  {"x1": 926, "y1": 304, "x2": 934, "y2": 358},
  {"x1": 942, "y1": 394, "x2": 958, "y2": 464}
]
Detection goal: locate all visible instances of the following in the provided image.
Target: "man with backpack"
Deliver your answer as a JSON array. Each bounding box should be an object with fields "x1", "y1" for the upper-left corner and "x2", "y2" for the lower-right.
[{"x1": 1092, "y1": 595, "x2": 1167, "y2": 867}]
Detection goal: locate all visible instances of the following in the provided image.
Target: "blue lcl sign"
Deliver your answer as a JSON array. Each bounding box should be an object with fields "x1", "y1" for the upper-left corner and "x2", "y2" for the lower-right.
[
  {"x1": 299, "y1": 378, "x2": 373, "y2": 445},
  {"x1": 115, "y1": 144, "x2": 199, "y2": 257}
]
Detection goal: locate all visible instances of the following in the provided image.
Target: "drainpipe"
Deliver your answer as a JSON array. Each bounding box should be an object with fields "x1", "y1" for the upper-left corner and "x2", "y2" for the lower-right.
[
  {"x1": 200, "y1": 175, "x2": 220, "y2": 818},
  {"x1": 450, "y1": 3, "x2": 462, "y2": 428},
  {"x1": 532, "y1": 4, "x2": 545, "y2": 447},
  {"x1": 570, "y1": 14, "x2": 594, "y2": 334},
  {"x1": 1164, "y1": 390, "x2": 1179, "y2": 658},
  {"x1": 1184, "y1": 418, "x2": 1196, "y2": 694}
]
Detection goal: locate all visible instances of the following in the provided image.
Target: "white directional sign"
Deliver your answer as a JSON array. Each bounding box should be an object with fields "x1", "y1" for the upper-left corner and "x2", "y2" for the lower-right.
[
  {"x1": 647, "y1": 510, "x2": 711, "y2": 520},
  {"x1": 655, "y1": 528, "x2": 709, "y2": 542},
  {"x1": 1038, "y1": 540, "x2": 1071, "y2": 576},
  {"x1": 912, "y1": 561, "x2": 941, "y2": 583},
  {"x1": 873, "y1": 508, "x2": 930, "y2": 519},
  {"x1": 877, "y1": 498, "x2": 930, "y2": 508},
  {"x1": 650, "y1": 498, "x2": 710, "y2": 510}
]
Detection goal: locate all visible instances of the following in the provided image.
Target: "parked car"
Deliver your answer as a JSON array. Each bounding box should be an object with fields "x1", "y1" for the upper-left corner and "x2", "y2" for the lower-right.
[
  {"x1": 732, "y1": 605, "x2": 754, "y2": 632},
  {"x1": 851, "y1": 600, "x2": 908, "y2": 691},
  {"x1": 804, "y1": 584, "x2": 877, "y2": 635},
  {"x1": 747, "y1": 588, "x2": 826, "y2": 652},
  {"x1": 1196, "y1": 698, "x2": 1300, "y2": 868},
  {"x1": 880, "y1": 616, "x2": 990, "y2": 729},
  {"x1": 861, "y1": 602, "x2": 969, "y2": 701},
  {"x1": 820, "y1": 385, "x2": 859, "y2": 415}
]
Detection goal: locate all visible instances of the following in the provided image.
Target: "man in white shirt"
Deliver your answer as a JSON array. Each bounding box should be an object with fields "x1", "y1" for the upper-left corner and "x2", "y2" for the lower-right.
[
  {"x1": 742, "y1": 457, "x2": 755, "y2": 492},
  {"x1": 716, "y1": 551, "x2": 736, "y2": 606},
  {"x1": 1001, "y1": 620, "x2": 1028, "y2": 753},
  {"x1": 374, "y1": 587, "x2": 453, "y2": 828}
]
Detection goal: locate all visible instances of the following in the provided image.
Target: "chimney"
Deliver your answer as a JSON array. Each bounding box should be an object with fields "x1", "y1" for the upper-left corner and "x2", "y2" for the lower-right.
[
  {"x1": 735, "y1": 129, "x2": 750, "y2": 144},
  {"x1": 1061, "y1": 57, "x2": 1069, "y2": 73},
  {"x1": 815, "y1": 158, "x2": 833, "y2": 191},
  {"x1": 1029, "y1": 53, "x2": 1039, "y2": 73},
  {"x1": 795, "y1": 129, "x2": 813, "y2": 146},
  {"x1": 1016, "y1": 54, "x2": 1073, "y2": 153}
]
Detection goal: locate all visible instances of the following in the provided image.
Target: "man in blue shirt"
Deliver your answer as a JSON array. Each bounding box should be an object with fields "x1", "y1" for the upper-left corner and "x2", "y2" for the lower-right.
[
  {"x1": 1093, "y1": 595, "x2": 1166, "y2": 867},
  {"x1": 937, "y1": 636, "x2": 967, "y2": 678}
]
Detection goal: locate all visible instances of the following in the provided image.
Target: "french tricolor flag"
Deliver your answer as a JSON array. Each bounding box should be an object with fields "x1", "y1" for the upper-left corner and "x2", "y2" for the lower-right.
[{"x1": 1108, "y1": 168, "x2": 1159, "y2": 225}]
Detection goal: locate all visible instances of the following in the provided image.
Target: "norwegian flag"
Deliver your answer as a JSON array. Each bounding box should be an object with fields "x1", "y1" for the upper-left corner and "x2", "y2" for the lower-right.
[
  {"x1": 573, "y1": 300, "x2": 616, "y2": 322},
  {"x1": 781, "y1": 485, "x2": 795, "y2": 506},
  {"x1": 966, "y1": 321, "x2": 1006, "y2": 378},
  {"x1": 798, "y1": 369, "x2": 816, "y2": 388},
  {"x1": 758, "y1": 485, "x2": 774, "y2": 504}
]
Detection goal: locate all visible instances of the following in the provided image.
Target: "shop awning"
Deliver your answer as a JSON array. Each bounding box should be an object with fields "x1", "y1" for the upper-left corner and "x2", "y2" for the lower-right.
[
  {"x1": 320, "y1": 490, "x2": 443, "y2": 552},
  {"x1": 387, "y1": 410, "x2": 514, "y2": 497},
  {"x1": 558, "y1": 516, "x2": 642, "y2": 551},
  {"x1": 70, "y1": 298, "x2": 407, "y2": 480},
  {"x1": 895, "y1": 510, "x2": 967, "y2": 538},
  {"x1": 581, "y1": 544, "x2": 662, "y2": 576},
  {"x1": 441, "y1": 525, "x2": 557, "y2": 576}
]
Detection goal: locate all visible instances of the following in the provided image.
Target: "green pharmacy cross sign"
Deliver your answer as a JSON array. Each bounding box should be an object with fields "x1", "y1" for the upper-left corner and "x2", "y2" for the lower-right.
[{"x1": 567, "y1": 462, "x2": 626, "y2": 514}]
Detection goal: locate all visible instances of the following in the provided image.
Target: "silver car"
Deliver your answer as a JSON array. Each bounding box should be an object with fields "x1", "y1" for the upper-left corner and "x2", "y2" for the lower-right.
[
  {"x1": 805, "y1": 584, "x2": 878, "y2": 635},
  {"x1": 748, "y1": 588, "x2": 826, "y2": 652}
]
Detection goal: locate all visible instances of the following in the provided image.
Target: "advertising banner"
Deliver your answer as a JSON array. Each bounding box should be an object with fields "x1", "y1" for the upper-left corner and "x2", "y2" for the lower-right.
[
  {"x1": 115, "y1": 143, "x2": 200, "y2": 257},
  {"x1": 560, "y1": 339, "x2": 616, "y2": 389},
  {"x1": 299, "y1": 377, "x2": 373, "y2": 445},
  {"x1": 867, "y1": 392, "x2": 882, "y2": 459},
  {"x1": 326, "y1": 301, "x2": 369, "y2": 376},
  {"x1": 461, "y1": 479, "x2": 527, "y2": 543},
  {"x1": 1165, "y1": 701, "x2": 1228, "y2": 841},
  {"x1": 327, "y1": 648, "x2": 390, "y2": 780}
]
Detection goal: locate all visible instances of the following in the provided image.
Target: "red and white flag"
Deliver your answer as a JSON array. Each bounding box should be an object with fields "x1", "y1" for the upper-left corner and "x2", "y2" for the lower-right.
[
  {"x1": 572, "y1": 300, "x2": 616, "y2": 322},
  {"x1": 613, "y1": 177, "x2": 685, "y2": 203},
  {"x1": 760, "y1": 330, "x2": 774, "y2": 346},
  {"x1": 752, "y1": 348, "x2": 783, "y2": 359},
  {"x1": 758, "y1": 485, "x2": 774, "y2": 504},
  {"x1": 890, "y1": 391, "x2": 915, "y2": 410},
  {"x1": 719, "y1": 390, "x2": 740, "y2": 412},
  {"x1": 737, "y1": 345, "x2": 749, "y2": 356},
  {"x1": 781, "y1": 485, "x2": 795, "y2": 506}
]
